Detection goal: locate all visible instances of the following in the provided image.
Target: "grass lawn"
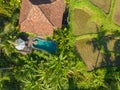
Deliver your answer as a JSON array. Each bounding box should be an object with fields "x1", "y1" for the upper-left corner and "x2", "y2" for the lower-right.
[{"x1": 70, "y1": 0, "x2": 120, "y2": 36}]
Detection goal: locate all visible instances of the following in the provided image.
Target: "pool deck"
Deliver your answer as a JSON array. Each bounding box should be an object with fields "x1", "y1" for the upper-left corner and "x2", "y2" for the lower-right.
[{"x1": 17, "y1": 35, "x2": 51, "y2": 55}]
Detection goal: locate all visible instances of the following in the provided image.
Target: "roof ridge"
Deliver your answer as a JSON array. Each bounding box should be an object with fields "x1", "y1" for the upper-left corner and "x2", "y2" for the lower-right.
[
  {"x1": 19, "y1": 1, "x2": 32, "y2": 24},
  {"x1": 38, "y1": 6, "x2": 54, "y2": 27}
]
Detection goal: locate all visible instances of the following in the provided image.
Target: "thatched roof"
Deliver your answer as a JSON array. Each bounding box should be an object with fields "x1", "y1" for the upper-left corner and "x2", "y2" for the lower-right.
[{"x1": 19, "y1": 0, "x2": 65, "y2": 36}]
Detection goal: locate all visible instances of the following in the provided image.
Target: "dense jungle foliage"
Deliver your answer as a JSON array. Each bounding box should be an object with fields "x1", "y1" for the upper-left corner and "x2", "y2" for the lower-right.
[{"x1": 1, "y1": 0, "x2": 120, "y2": 90}]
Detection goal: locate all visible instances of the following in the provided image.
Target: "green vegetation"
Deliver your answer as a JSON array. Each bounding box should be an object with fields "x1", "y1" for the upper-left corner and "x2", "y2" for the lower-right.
[
  {"x1": 71, "y1": 0, "x2": 120, "y2": 69},
  {"x1": 71, "y1": 0, "x2": 120, "y2": 34},
  {"x1": 0, "y1": 0, "x2": 120, "y2": 90}
]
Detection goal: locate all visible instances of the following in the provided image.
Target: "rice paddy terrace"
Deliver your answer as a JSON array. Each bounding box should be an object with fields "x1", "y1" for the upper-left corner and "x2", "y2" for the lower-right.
[{"x1": 70, "y1": 0, "x2": 120, "y2": 71}]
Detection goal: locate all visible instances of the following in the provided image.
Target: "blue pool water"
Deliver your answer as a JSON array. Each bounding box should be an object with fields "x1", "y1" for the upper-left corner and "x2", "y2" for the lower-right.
[{"x1": 32, "y1": 38, "x2": 57, "y2": 54}]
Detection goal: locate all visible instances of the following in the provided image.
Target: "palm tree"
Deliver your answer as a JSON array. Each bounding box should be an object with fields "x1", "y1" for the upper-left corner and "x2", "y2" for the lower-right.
[{"x1": 0, "y1": 0, "x2": 21, "y2": 56}]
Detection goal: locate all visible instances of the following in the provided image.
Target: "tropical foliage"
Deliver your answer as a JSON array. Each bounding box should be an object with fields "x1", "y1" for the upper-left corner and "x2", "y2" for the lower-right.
[{"x1": 1, "y1": 0, "x2": 120, "y2": 90}]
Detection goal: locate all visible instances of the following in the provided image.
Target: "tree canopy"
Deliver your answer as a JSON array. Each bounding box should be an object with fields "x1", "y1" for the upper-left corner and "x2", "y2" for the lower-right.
[{"x1": 0, "y1": 0, "x2": 120, "y2": 90}]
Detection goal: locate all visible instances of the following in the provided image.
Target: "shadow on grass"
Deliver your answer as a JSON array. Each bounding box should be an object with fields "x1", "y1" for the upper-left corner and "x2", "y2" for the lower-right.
[
  {"x1": 86, "y1": 26, "x2": 120, "y2": 70},
  {"x1": 62, "y1": 5, "x2": 69, "y2": 28},
  {"x1": 85, "y1": 27, "x2": 120, "y2": 89}
]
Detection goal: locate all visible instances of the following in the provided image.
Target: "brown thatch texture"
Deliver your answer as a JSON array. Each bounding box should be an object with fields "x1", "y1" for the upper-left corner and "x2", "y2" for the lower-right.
[{"x1": 19, "y1": 0, "x2": 65, "y2": 36}]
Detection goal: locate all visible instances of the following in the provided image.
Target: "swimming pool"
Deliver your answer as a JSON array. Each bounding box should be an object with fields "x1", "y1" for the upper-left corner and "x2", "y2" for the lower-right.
[{"x1": 32, "y1": 38, "x2": 57, "y2": 54}]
